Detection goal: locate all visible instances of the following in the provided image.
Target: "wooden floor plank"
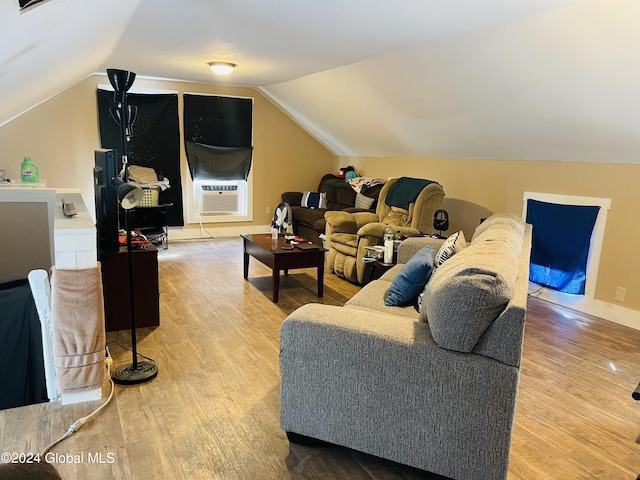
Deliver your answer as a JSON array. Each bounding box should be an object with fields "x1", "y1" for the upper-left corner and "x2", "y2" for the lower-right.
[{"x1": 1, "y1": 236, "x2": 639, "y2": 479}]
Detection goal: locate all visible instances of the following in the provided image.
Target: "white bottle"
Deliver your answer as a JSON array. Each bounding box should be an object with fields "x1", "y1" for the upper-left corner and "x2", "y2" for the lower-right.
[{"x1": 383, "y1": 225, "x2": 394, "y2": 264}]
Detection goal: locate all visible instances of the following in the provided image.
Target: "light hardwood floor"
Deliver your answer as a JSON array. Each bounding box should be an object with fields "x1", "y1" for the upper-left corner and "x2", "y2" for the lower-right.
[{"x1": 1, "y1": 236, "x2": 640, "y2": 479}]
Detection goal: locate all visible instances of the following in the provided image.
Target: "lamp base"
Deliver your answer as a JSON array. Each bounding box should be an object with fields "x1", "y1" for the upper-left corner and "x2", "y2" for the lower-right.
[{"x1": 112, "y1": 361, "x2": 158, "y2": 385}]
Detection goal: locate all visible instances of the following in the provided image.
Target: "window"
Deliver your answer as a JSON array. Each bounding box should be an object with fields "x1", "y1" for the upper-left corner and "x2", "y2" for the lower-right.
[{"x1": 183, "y1": 94, "x2": 253, "y2": 224}]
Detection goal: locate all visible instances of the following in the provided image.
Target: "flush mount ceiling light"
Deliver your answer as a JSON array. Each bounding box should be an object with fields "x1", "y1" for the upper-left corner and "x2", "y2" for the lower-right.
[{"x1": 208, "y1": 62, "x2": 236, "y2": 75}]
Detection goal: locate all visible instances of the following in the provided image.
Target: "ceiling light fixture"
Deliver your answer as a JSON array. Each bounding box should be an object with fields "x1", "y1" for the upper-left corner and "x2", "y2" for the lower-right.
[{"x1": 208, "y1": 62, "x2": 236, "y2": 75}]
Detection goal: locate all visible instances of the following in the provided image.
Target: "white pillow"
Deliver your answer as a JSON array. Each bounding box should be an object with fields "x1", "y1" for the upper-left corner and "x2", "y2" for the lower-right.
[
  {"x1": 434, "y1": 230, "x2": 467, "y2": 269},
  {"x1": 355, "y1": 192, "x2": 375, "y2": 210}
]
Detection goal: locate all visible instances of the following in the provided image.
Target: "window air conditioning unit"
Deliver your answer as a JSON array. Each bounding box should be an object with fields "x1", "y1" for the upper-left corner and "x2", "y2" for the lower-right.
[{"x1": 199, "y1": 184, "x2": 240, "y2": 214}]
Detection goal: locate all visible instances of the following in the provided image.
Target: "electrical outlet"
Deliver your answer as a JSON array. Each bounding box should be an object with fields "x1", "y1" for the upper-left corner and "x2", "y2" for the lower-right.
[
  {"x1": 266, "y1": 206, "x2": 271, "y2": 215},
  {"x1": 615, "y1": 286, "x2": 626, "y2": 302}
]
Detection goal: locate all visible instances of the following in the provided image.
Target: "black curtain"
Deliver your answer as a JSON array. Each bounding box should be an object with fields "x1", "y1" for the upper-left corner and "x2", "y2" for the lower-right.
[
  {"x1": 97, "y1": 90, "x2": 184, "y2": 226},
  {"x1": 185, "y1": 142, "x2": 252, "y2": 181},
  {"x1": 183, "y1": 94, "x2": 252, "y2": 181}
]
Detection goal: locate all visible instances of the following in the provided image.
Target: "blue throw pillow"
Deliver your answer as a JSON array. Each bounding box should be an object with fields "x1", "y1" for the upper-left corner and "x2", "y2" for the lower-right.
[
  {"x1": 301, "y1": 191, "x2": 327, "y2": 209},
  {"x1": 385, "y1": 245, "x2": 436, "y2": 306}
]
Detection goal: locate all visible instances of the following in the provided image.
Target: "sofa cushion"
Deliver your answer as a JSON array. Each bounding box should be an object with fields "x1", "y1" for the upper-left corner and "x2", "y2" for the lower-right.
[
  {"x1": 423, "y1": 240, "x2": 518, "y2": 352},
  {"x1": 385, "y1": 245, "x2": 435, "y2": 306},
  {"x1": 346, "y1": 281, "x2": 420, "y2": 320},
  {"x1": 471, "y1": 223, "x2": 524, "y2": 256},
  {"x1": 292, "y1": 206, "x2": 328, "y2": 229},
  {"x1": 434, "y1": 230, "x2": 466, "y2": 269},
  {"x1": 471, "y1": 212, "x2": 525, "y2": 242}
]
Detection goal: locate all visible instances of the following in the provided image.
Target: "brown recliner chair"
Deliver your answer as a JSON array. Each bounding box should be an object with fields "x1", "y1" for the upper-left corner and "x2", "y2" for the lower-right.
[{"x1": 324, "y1": 177, "x2": 445, "y2": 284}]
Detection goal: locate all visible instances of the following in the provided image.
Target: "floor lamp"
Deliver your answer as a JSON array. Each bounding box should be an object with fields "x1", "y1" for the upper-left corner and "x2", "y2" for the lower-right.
[{"x1": 107, "y1": 68, "x2": 158, "y2": 385}]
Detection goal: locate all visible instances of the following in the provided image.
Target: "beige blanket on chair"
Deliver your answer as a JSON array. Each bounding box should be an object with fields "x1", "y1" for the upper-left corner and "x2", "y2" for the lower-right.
[{"x1": 51, "y1": 264, "x2": 106, "y2": 394}]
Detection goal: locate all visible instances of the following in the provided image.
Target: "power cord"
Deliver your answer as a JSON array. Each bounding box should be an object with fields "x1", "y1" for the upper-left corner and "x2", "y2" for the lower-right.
[
  {"x1": 196, "y1": 185, "x2": 216, "y2": 238},
  {"x1": 527, "y1": 260, "x2": 552, "y2": 298},
  {"x1": 199, "y1": 215, "x2": 215, "y2": 238},
  {"x1": 107, "y1": 331, "x2": 157, "y2": 366},
  {"x1": 39, "y1": 347, "x2": 116, "y2": 457}
]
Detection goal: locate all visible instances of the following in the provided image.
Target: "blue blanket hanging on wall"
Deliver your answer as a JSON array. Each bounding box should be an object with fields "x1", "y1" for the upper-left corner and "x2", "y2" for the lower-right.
[{"x1": 526, "y1": 199, "x2": 600, "y2": 295}]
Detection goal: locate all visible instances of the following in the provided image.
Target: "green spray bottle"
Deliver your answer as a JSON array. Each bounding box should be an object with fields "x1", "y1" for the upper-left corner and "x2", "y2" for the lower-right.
[{"x1": 21, "y1": 156, "x2": 39, "y2": 183}]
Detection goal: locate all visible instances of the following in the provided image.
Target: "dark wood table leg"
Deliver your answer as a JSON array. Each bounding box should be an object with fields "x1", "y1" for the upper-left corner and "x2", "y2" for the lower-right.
[
  {"x1": 317, "y1": 256, "x2": 324, "y2": 297},
  {"x1": 243, "y1": 250, "x2": 249, "y2": 279},
  {"x1": 272, "y1": 268, "x2": 280, "y2": 303},
  {"x1": 362, "y1": 261, "x2": 373, "y2": 285}
]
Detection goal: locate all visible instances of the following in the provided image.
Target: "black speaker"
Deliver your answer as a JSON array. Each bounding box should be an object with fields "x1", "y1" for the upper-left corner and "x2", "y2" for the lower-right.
[
  {"x1": 434, "y1": 209, "x2": 449, "y2": 233},
  {"x1": 94, "y1": 149, "x2": 119, "y2": 257}
]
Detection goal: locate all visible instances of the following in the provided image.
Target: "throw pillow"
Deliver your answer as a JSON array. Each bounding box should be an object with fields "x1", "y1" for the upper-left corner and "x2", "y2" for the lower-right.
[
  {"x1": 414, "y1": 284, "x2": 427, "y2": 313},
  {"x1": 385, "y1": 245, "x2": 435, "y2": 306},
  {"x1": 355, "y1": 192, "x2": 375, "y2": 210},
  {"x1": 434, "y1": 230, "x2": 466, "y2": 269},
  {"x1": 301, "y1": 191, "x2": 327, "y2": 209}
]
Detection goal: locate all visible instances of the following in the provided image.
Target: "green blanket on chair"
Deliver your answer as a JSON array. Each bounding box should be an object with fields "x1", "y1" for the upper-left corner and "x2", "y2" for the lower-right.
[{"x1": 385, "y1": 177, "x2": 436, "y2": 210}]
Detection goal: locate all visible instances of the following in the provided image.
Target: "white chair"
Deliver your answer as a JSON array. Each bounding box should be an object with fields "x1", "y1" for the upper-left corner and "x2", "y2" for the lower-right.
[{"x1": 28, "y1": 269, "x2": 59, "y2": 402}]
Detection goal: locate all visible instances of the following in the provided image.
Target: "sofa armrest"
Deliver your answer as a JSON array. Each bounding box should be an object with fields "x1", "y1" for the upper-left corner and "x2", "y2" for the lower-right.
[
  {"x1": 324, "y1": 210, "x2": 359, "y2": 234},
  {"x1": 281, "y1": 191, "x2": 303, "y2": 207},
  {"x1": 280, "y1": 303, "x2": 520, "y2": 480},
  {"x1": 397, "y1": 236, "x2": 445, "y2": 263},
  {"x1": 357, "y1": 223, "x2": 420, "y2": 241},
  {"x1": 356, "y1": 221, "x2": 386, "y2": 239}
]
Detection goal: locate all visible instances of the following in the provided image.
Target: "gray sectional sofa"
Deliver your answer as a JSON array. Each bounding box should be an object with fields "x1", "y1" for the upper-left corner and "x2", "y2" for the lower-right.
[{"x1": 280, "y1": 213, "x2": 532, "y2": 480}]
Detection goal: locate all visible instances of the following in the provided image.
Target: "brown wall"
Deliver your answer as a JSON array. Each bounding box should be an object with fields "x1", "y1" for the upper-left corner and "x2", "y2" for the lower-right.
[
  {"x1": 0, "y1": 75, "x2": 334, "y2": 231},
  {"x1": 340, "y1": 156, "x2": 639, "y2": 311}
]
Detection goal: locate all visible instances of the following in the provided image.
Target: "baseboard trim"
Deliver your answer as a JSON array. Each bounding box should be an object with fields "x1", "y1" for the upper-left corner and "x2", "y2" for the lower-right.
[
  {"x1": 531, "y1": 286, "x2": 640, "y2": 331},
  {"x1": 167, "y1": 224, "x2": 271, "y2": 241}
]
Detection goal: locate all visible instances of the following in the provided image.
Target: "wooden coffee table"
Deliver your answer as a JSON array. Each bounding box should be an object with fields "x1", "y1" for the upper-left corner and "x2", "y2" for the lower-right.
[{"x1": 241, "y1": 234, "x2": 327, "y2": 303}]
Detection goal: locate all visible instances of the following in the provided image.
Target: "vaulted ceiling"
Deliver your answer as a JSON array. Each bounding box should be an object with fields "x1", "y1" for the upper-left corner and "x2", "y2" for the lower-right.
[{"x1": 2, "y1": 0, "x2": 638, "y2": 163}]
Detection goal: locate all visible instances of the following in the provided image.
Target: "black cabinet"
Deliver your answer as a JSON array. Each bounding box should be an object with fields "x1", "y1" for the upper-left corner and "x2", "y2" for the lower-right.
[{"x1": 101, "y1": 244, "x2": 159, "y2": 332}]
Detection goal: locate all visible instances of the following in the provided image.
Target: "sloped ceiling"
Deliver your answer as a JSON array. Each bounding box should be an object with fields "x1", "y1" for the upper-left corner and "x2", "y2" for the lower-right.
[
  {"x1": 262, "y1": 0, "x2": 640, "y2": 162},
  {"x1": 0, "y1": 0, "x2": 141, "y2": 124},
  {"x1": 2, "y1": 0, "x2": 638, "y2": 163}
]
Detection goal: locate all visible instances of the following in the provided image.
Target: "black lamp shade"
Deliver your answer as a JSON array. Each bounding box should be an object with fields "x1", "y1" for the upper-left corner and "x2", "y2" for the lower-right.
[
  {"x1": 111, "y1": 177, "x2": 143, "y2": 210},
  {"x1": 109, "y1": 105, "x2": 138, "y2": 128},
  {"x1": 107, "y1": 69, "x2": 136, "y2": 95}
]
